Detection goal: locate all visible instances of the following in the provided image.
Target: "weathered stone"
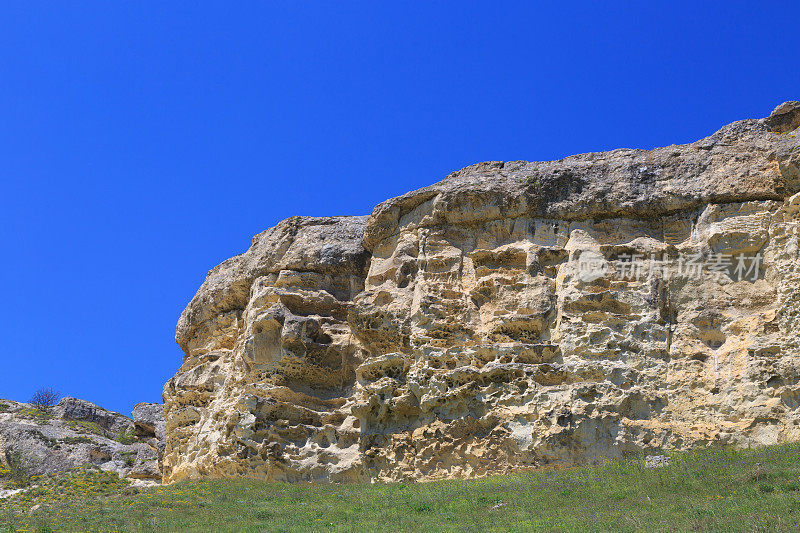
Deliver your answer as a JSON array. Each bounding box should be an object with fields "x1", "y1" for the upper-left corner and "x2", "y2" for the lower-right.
[
  {"x1": 766, "y1": 101, "x2": 800, "y2": 133},
  {"x1": 163, "y1": 216, "x2": 369, "y2": 482},
  {"x1": 126, "y1": 443, "x2": 161, "y2": 480},
  {"x1": 132, "y1": 403, "x2": 165, "y2": 440},
  {"x1": 163, "y1": 102, "x2": 800, "y2": 483},
  {"x1": 0, "y1": 398, "x2": 164, "y2": 486},
  {"x1": 644, "y1": 455, "x2": 670, "y2": 468},
  {"x1": 131, "y1": 402, "x2": 166, "y2": 462},
  {"x1": 57, "y1": 397, "x2": 133, "y2": 436}
]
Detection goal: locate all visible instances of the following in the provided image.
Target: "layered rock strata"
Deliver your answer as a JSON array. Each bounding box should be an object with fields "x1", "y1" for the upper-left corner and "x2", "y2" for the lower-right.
[{"x1": 163, "y1": 102, "x2": 800, "y2": 483}]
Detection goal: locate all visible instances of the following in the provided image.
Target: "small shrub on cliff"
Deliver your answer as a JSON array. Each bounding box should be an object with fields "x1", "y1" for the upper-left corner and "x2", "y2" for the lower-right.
[
  {"x1": 115, "y1": 428, "x2": 137, "y2": 445},
  {"x1": 3, "y1": 450, "x2": 35, "y2": 487},
  {"x1": 30, "y1": 387, "x2": 60, "y2": 411},
  {"x1": 120, "y1": 451, "x2": 137, "y2": 467},
  {"x1": 61, "y1": 435, "x2": 95, "y2": 445},
  {"x1": 67, "y1": 419, "x2": 106, "y2": 437}
]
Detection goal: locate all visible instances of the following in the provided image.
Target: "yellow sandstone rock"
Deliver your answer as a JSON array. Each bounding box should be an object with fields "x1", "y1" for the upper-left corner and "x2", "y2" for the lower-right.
[{"x1": 163, "y1": 102, "x2": 800, "y2": 483}]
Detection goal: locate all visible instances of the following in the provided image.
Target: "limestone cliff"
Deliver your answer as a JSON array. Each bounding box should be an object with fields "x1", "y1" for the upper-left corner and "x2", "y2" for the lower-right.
[{"x1": 163, "y1": 102, "x2": 800, "y2": 483}]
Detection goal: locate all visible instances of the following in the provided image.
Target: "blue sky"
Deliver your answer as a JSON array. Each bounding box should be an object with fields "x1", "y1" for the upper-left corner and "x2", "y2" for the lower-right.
[{"x1": 1, "y1": 2, "x2": 798, "y2": 415}]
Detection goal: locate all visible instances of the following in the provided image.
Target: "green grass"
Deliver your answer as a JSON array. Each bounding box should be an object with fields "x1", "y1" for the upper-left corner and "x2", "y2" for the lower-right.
[
  {"x1": 18, "y1": 409, "x2": 52, "y2": 425},
  {"x1": 60, "y1": 436, "x2": 95, "y2": 445},
  {"x1": 114, "y1": 427, "x2": 138, "y2": 445},
  {"x1": 120, "y1": 451, "x2": 137, "y2": 467},
  {"x1": 61, "y1": 421, "x2": 138, "y2": 445},
  {"x1": 1, "y1": 451, "x2": 37, "y2": 489},
  {"x1": 4, "y1": 443, "x2": 800, "y2": 532},
  {"x1": 66, "y1": 420, "x2": 107, "y2": 437}
]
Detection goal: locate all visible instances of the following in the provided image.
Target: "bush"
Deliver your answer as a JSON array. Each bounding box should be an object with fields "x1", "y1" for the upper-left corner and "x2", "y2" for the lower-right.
[
  {"x1": 67, "y1": 420, "x2": 106, "y2": 437},
  {"x1": 30, "y1": 388, "x2": 60, "y2": 411},
  {"x1": 3, "y1": 450, "x2": 35, "y2": 487},
  {"x1": 115, "y1": 428, "x2": 137, "y2": 445},
  {"x1": 61, "y1": 436, "x2": 95, "y2": 445},
  {"x1": 120, "y1": 451, "x2": 136, "y2": 467}
]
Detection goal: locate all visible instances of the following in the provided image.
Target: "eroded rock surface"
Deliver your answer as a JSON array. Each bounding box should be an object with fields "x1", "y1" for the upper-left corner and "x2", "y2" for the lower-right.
[
  {"x1": 132, "y1": 402, "x2": 166, "y2": 459},
  {"x1": 163, "y1": 102, "x2": 800, "y2": 483}
]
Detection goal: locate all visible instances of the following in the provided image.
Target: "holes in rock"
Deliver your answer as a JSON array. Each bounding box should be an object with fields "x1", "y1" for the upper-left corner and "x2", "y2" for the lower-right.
[
  {"x1": 767, "y1": 375, "x2": 784, "y2": 388},
  {"x1": 535, "y1": 248, "x2": 569, "y2": 268},
  {"x1": 489, "y1": 322, "x2": 543, "y2": 343},
  {"x1": 248, "y1": 320, "x2": 282, "y2": 364},
  {"x1": 575, "y1": 387, "x2": 600, "y2": 403},
  {"x1": 698, "y1": 330, "x2": 726, "y2": 349},
  {"x1": 692, "y1": 314, "x2": 727, "y2": 350},
  {"x1": 563, "y1": 292, "x2": 631, "y2": 315},
  {"x1": 749, "y1": 345, "x2": 782, "y2": 358},
  {"x1": 89, "y1": 448, "x2": 112, "y2": 464},
  {"x1": 620, "y1": 394, "x2": 666, "y2": 420},
  {"x1": 373, "y1": 291, "x2": 394, "y2": 306},
  {"x1": 396, "y1": 262, "x2": 418, "y2": 289},
  {"x1": 471, "y1": 249, "x2": 528, "y2": 273},
  {"x1": 309, "y1": 328, "x2": 333, "y2": 345},
  {"x1": 470, "y1": 284, "x2": 496, "y2": 308},
  {"x1": 357, "y1": 357, "x2": 408, "y2": 382}
]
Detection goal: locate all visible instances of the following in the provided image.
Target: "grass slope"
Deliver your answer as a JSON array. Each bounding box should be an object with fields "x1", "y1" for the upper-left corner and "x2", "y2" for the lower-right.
[{"x1": 3, "y1": 442, "x2": 800, "y2": 532}]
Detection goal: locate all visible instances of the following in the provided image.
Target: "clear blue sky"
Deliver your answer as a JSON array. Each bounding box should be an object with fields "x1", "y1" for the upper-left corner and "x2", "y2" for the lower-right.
[{"x1": 1, "y1": 2, "x2": 798, "y2": 415}]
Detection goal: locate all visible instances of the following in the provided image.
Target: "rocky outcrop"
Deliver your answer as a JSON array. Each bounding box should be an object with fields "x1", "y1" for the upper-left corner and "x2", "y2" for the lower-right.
[
  {"x1": 163, "y1": 102, "x2": 800, "y2": 483},
  {"x1": 57, "y1": 398, "x2": 134, "y2": 436},
  {"x1": 0, "y1": 398, "x2": 164, "y2": 487},
  {"x1": 132, "y1": 402, "x2": 166, "y2": 459},
  {"x1": 164, "y1": 216, "x2": 369, "y2": 481}
]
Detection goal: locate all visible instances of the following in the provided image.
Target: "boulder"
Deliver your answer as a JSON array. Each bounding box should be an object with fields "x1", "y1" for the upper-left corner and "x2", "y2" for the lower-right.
[
  {"x1": 56, "y1": 397, "x2": 134, "y2": 436},
  {"x1": 131, "y1": 403, "x2": 165, "y2": 440}
]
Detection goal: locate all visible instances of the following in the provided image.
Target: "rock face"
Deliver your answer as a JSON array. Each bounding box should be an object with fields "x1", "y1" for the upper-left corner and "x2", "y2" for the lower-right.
[
  {"x1": 132, "y1": 402, "x2": 166, "y2": 459},
  {"x1": 0, "y1": 398, "x2": 164, "y2": 485},
  {"x1": 132, "y1": 403, "x2": 166, "y2": 440},
  {"x1": 163, "y1": 102, "x2": 800, "y2": 483}
]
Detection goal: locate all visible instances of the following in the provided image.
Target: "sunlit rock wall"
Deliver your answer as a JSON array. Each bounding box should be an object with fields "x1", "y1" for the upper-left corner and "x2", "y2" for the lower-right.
[{"x1": 163, "y1": 102, "x2": 800, "y2": 483}]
